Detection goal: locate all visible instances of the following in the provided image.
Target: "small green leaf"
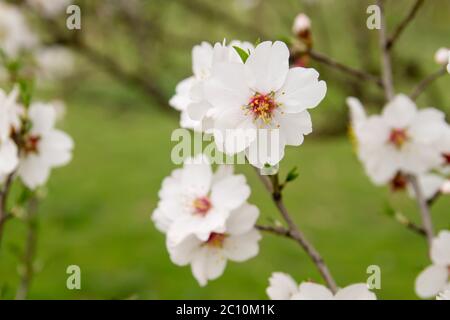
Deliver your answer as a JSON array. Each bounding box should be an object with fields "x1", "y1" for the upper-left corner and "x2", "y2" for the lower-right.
[
  {"x1": 286, "y1": 166, "x2": 299, "y2": 182},
  {"x1": 233, "y1": 46, "x2": 249, "y2": 63},
  {"x1": 254, "y1": 38, "x2": 261, "y2": 46}
]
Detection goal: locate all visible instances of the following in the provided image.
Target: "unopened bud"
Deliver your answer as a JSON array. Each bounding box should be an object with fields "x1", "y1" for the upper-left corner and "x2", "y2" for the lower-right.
[
  {"x1": 434, "y1": 47, "x2": 449, "y2": 65},
  {"x1": 292, "y1": 13, "x2": 311, "y2": 37}
]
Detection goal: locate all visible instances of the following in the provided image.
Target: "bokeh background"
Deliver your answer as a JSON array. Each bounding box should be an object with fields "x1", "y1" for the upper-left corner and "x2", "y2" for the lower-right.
[{"x1": 0, "y1": 0, "x2": 449, "y2": 299}]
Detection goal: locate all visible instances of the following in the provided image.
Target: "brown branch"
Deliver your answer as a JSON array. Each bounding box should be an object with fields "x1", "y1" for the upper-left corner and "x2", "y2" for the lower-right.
[
  {"x1": 0, "y1": 172, "x2": 15, "y2": 246},
  {"x1": 15, "y1": 197, "x2": 39, "y2": 300},
  {"x1": 255, "y1": 170, "x2": 338, "y2": 293},
  {"x1": 394, "y1": 212, "x2": 426, "y2": 237},
  {"x1": 256, "y1": 224, "x2": 292, "y2": 238},
  {"x1": 377, "y1": 0, "x2": 395, "y2": 101},
  {"x1": 410, "y1": 66, "x2": 447, "y2": 100},
  {"x1": 308, "y1": 50, "x2": 383, "y2": 87},
  {"x1": 386, "y1": 0, "x2": 425, "y2": 51},
  {"x1": 408, "y1": 175, "x2": 434, "y2": 250}
]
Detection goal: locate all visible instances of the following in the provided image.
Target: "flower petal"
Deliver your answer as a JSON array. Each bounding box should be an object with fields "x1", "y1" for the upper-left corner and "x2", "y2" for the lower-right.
[
  {"x1": 334, "y1": 283, "x2": 377, "y2": 300},
  {"x1": 210, "y1": 174, "x2": 250, "y2": 211},
  {"x1": 191, "y1": 247, "x2": 227, "y2": 287},
  {"x1": 292, "y1": 282, "x2": 334, "y2": 300},
  {"x1": 415, "y1": 264, "x2": 448, "y2": 299},
  {"x1": 266, "y1": 272, "x2": 299, "y2": 300},
  {"x1": 225, "y1": 203, "x2": 259, "y2": 235},
  {"x1": 223, "y1": 229, "x2": 261, "y2": 262}
]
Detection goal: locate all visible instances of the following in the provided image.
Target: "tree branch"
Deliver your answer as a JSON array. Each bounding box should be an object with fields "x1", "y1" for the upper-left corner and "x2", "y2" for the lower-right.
[
  {"x1": 408, "y1": 175, "x2": 434, "y2": 249},
  {"x1": 386, "y1": 0, "x2": 425, "y2": 51},
  {"x1": 308, "y1": 50, "x2": 383, "y2": 87},
  {"x1": 0, "y1": 172, "x2": 15, "y2": 246},
  {"x1": 255, "y1": 170, "x2": 338, "y2": 293},
  {"x1": 377, "y1": 0, "x2": 395, "y2": 101},
  {"x1": 409, "y1": 66, "x2": 447, "y2": 100},
  {"x1": 394, "y1": 212, "x2": 426, "y2": 237}
]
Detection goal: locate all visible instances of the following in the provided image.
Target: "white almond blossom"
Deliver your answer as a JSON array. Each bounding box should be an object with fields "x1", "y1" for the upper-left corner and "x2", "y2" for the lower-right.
[
  {"x1": 170, "y1": 41, "x2": 254, "y2": 132},
  {"x1": 436, "y1": 289, "x2": 450, "y2": 300},
  {"x1": 27, "y1": 0, "x2": 72, "y2": 17},
  {"x1": 204, "y1": 41, "x2": 326, "y2": 168},
  {"x1": 0, "y1": 3, "x2": 37, "y2": 58},
  {"x1": 166, "y1": 201, "x2": 261, "y2": 286},
  {"x1": 18, "y1": 102, "x2": 74, "y2": 189},
  {"x1": 347, "y1": 94, "x2": 448, "y2": 185},
  {"x1": 267, "y1": 272, "x2": 376, "y2": 300},
  {"x1": 415, "y1": 230, "x2": 450, "y2": 299},
  {"x1": 152, "y1": 155, "x2": 251, "y2": 245}
]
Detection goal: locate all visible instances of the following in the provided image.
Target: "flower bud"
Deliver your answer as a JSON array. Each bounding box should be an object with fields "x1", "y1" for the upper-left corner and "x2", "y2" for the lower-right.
[
  {"x1": 292, "y1": 13, "x2": 311, "y2": 36},
  {"x1": 434, "y1": 47, "x2": 449, "y2": 65}
]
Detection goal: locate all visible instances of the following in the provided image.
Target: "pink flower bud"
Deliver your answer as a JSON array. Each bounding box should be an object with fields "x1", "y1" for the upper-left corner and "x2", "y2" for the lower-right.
[
  {"x1": 434, "y1": 47, "x2": 449, "y2": 65},
  {"x1": 292, "y1": 13, "x2": 311, "y2": 35}
]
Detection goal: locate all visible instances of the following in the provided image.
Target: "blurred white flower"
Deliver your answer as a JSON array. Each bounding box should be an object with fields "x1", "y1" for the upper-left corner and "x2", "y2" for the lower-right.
[
  {"x1": 267, "y1": 272, "x2": 376, "y2": 300},
  {"x1": 415, "y1": 230, "x2": 450, "y2": 299},
  {"x1": 434, "y1": 48, "x2": 449, "y2": 65},
  {"x1": 18, "y1": 102, "x2": 74, "y2": 189},
  {"x1": 0, "y1": 3, "x2": 38, "y2": 58},
  {"x1": 204, "y1": 41, "x2": 326, "y2": 168},
  {"x1": 152, "y1": 155, "x2": 251, "y2": 245},
  {"x1": 292, "y1": 13, "x2": 311, "y2": 36},
  {"x1": 347, "y1": 95, "x2": 448, "y2": 185},
  {"x1": 167, "y1": 201, "x2": 260, "y2": 286},
  {"x1": 0, "y1": 139, "x2": 19, "y2": 179},
  {"x1": 234, "y1": 0, "x2": 260, "y2": 10},
  {"x1": 436, "y1": 289, "x2": 450, "y2": 300},
  {"x1": 407, "y1": 173, "x2": 447, "y2": 201},
  {"x1": 27, "y1": 0, "x2": 72, "y2": 18},
  {"x1": 35, "y1": 46, "x2": 74, "y2": 81}
]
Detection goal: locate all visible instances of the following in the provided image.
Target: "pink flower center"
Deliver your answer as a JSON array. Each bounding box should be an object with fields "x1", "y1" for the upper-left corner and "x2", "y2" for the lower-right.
[
  {"x1": 389, "y1": 128, "x2": 408, "y2": 149},
  {"x1": 443, "y1": 153, "x2": 450, "y2": 165},
  {"x1": 245, "y1": 92, "x2": 277, "y2": 124},
  {"x1": 205, "y1": 232, "x2": 227, "y2": 248},
  {"x1": 23, "y1": 135, "x2": 41, "y2": 154},
  {"x1": 193, "y1": 196, "x2": 212, "y2": 215}
]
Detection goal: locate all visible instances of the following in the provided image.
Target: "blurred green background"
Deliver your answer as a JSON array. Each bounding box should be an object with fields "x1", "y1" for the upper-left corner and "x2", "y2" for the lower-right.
[{"x1": 0, "y1": 0, "x2": 449, "y2": 299}]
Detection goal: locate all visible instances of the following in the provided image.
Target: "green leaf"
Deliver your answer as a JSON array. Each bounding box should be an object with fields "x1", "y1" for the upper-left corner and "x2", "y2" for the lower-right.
[
  {"x1": 286, "y1": 166, "x2": 299, "y2": 182},
  {"x1": 233, "y1": 46, "x2": 249, "y2": 63},
  {"x1": 18, "y1": 78, "x2": 34, "y2": 108}
]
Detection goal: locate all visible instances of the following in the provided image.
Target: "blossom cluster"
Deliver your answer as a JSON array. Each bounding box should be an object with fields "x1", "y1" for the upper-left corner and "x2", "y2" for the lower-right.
[
  {"x1": 0, "y1": 87, "x2": 73, "y2": 189},
  {"x1": 348, "y1": 94, "x2": 450, "y2": 200},
  {"x1": 152, "y1": 154, "x2": 261, "y2": 286},
  {"x1": 169, "y1": 40, "x2": 326, "y2": 168}
]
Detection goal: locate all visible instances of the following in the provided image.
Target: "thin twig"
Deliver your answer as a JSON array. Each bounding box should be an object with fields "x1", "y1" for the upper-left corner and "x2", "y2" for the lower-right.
[
  {"x1": 410, "y1": 66, "x2": 447, "y2": 100},
  {"x1": 15, "y1": 197, "x2": 39, "y2": 300},
  {"x1": 256, "y1": 224, "x2": 292, "y2": 238},
  {"x1": 255, "y1": 169, "x2": 338, "y2": 293},
  {"x1": 386, "y1": 0, "x2": 425, "y2": 50},
  {"x1": 308, "y1": 50, "x2": 383, "y2": 87},
  {"x1": 408, "y1": 175, "x2": 434, "y2": 249},
  {"x1": 394, "y1": 212, "x2": 426, "y2": 237},
  {"x1": 377, "y1": 0, "x2": 395, "y2": 101},
  {"x1": 0, "y1": 172, "x2": 15, "y2": 246}
]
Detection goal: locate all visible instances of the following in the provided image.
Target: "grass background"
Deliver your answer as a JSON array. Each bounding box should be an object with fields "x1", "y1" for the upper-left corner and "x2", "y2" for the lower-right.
[{"x1": 0, "y1": 0, "x2": 449, "y2": 299}]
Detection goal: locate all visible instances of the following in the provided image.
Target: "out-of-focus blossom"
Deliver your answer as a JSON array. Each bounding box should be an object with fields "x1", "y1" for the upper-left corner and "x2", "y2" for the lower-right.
[
  {"x1": 204, "y1": 41, "x2": 326, "y2": 168},
  {"x1": 0, "y1": 3, "x2": 38, "y2": 58},
  {"x1": 292, "y1": 13, "x2": 311, "y2": 36},
  {"x1": 234, "y1": 0, "x2": 261, "y2": 10},
  {"x1": 267, "y1": 272, "x2": 376, "y2": 300},
  {"x1": 18, "y1": 102, "x2": 74, "y2": 189},
  {"x1": 27, "y1": 0, "x2": 72, "y2": 18},
  {"x1": 35, "y1": 46, "x2": 74, "y2": 81},
  {"x1": 347, "y1": 95, "x2": 448, "y2": 185},
  {"x1": 415, "y1": 230, "x2": 450, "y2": 299},
  {"x1": 434, "y1": 47, "x2": 449, "y2": 65}
]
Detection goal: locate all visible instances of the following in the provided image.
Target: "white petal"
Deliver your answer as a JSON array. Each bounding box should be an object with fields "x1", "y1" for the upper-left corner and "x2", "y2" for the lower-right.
[
  {"x1": 18, "y1": 155, "x2": 51, "y2": 189},
  {"x1": 191, "y1": 247, "x2": 227, "y2": 287},
  {"x1": 292, "y1": 282, "x2": 334, "y2": 300},
  {"x1": 266, "y1": 272, "x2": 299, "y2": 300},
  {"x1": 276, "y1": 67, "x2": 326, "y2": 113},
  {"x1": 192, "y1": 42, "x2": 214, "y2": 79},
  {"x1": 382, "y1": 94, "x2": 417, "y2": 128},
  {"x1": 409, "y1": 108, "x2": 446, "y2": 144},
  {"x1": 169, "y1": 77, "x2": 195, "y2": 111},
  {"x1": 187, "y1": 100, "x2": 212, "y2": 121},
  {"x1": 347, "y1": 96, "x2": 367, "y2": 128},
  {"x1": 167, "y1": 234, "x2": 202, "y2": 266},
  {"x1": 181, "y1": 155, "x2": 213, "y2": 196},
  {"x1": 225, "y1": 203, "x2": 259, "y2": 235},
  {"x1": 39, "y1": 130, "x2": 74, "y2": 167},
  {"x1": 245, "y1": 129, "x2": 285, "y2": 168},
  {"x1": 431, "y1": 230, "x2": 450, "y2": 266},
  {"x1": 29, "y1": 102, "x2": 56, "y2": 135},
  {"x1": 211, "y1": 165, "x2": 234, "y2": 184},
  {"x1": 151, "y1": 206, "x2": 172, "y2": 233},
  {"x1": 415, "y1": 264, "x2": 448, "y2": 299},
  {"x1": 0, "y1": 139, "x2": 18, "y2": 175},
  {"x1": 334, "y1": 283, "x2": 377, "y2": 300},
  {"x1": 245, "y1": 41, "x2": 289, "y2": 93},
  {"x1": 276, "y1": 110, "x2": 312, "y2": 146},
  {"x1": 210, "y1": 174, "x2": 250, "y2": 211},
  {"x1": 223, "y1": 229, "x2": 261, "y2": 262}
]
